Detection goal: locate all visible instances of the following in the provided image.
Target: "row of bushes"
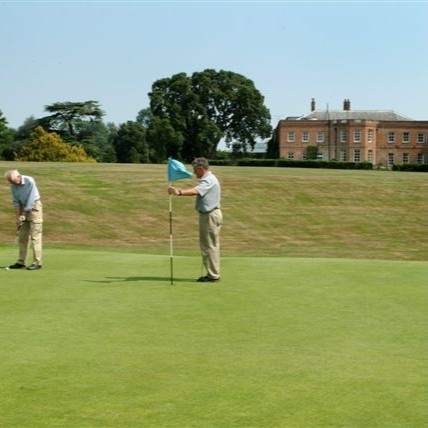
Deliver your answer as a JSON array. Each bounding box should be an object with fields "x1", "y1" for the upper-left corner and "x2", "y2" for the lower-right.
[
  {"x1": 209, "y1": 159, "x2": 374, "y2": 170},
  {"x1": 209, "y1": 159, "x2": 428, "y2": 172},
  {"x1": 392, "y1": 163, "x2": 428, "y2": 172}
]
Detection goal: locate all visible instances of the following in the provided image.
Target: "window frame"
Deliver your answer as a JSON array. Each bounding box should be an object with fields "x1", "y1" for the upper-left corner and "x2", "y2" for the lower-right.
[
  {"x1": 354, "y1": 149, "x2": 361, "y2": 162},
  {"x1": 353, "y1": 129, "x2": 362, "y2": 143},
  {"x1": 316, "y1": 131, "x2": 325, "y2": 143},
  {"x1": 402, "y1": 132, "x2": 410, "y2": 144},
  {"x1": 301, "y1": 131, "x2": 309, "y2": 143}
]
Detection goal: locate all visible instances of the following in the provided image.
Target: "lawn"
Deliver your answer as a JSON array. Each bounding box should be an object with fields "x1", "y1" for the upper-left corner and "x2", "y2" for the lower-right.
[
  {"x1": 0, "y1": 248, "x2": 426, "y2": 427},
  {"x1": 0, "y1": 161, "x2": 427, "y2": 427}
]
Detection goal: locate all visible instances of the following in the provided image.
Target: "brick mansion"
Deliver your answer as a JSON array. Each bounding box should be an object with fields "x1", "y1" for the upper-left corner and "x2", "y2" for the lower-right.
[{"x1": 273, "y1": 99, "x2": 428, "y2": 166}]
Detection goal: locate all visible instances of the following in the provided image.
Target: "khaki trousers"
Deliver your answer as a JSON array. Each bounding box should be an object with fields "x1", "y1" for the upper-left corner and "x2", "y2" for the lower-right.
[
  {"x1": 18, "y1": 200, "x2": 43, "y2": 265},
  {"x1": 199, "y1": 209, "x2": 222, "y2": 279}
]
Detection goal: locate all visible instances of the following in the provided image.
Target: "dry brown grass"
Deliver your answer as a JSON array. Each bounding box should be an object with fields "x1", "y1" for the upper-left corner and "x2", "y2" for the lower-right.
[{"x1": 1, "y1": 161, "x2": 427, "y2": 260}]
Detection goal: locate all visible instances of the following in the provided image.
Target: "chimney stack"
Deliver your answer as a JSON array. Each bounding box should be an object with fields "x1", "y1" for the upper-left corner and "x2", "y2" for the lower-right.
[
  {"x1": 311, "y1": 98, "x2": 316, "y2": 112},
  {"x1": 343, "y1": 99, "x2": 351, "y2": 111}
]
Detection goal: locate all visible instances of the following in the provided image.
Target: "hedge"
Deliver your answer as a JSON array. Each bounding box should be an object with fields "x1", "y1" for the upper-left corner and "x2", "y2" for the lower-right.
[
  {"x1": 392, "y1": 163, "x2": 428, "y2": 172},
  {"x1": 209, "y1": 159, "x2": 374, "y2": 170}
]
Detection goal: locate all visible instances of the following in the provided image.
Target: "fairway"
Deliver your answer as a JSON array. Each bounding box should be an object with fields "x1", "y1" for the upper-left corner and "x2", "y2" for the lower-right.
[{"x1": 0, "y1": 247, "x2": 427, "y2": 427}]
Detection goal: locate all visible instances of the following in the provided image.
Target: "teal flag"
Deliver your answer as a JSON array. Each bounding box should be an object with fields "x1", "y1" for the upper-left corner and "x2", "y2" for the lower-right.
[{"x1": 167, "y1": 157, "x2": 193, "y2": 181}]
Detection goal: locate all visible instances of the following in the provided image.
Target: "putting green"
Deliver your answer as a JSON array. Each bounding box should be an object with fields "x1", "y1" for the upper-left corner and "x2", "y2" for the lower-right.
[{"x1": 1, "y1": 247, "x2": 427, "y2": 427}]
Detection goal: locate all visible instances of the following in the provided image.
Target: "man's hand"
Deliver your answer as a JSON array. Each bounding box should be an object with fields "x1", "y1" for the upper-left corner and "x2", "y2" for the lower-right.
[{"x1": 168, "y1": 186, "x2": 180, "y2": 196}]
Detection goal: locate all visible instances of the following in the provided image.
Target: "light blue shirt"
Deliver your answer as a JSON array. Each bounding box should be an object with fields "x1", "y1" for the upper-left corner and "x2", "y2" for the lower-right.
[
  {"x1": 195, "y1": 171, "x2": 221, "y2": 213},
  {"x1": 10, "y1": 175, "x2": 41, "y2": 212}
]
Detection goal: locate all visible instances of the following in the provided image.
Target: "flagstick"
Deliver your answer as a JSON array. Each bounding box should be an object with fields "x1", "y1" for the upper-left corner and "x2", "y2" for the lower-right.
[
  {"x1": 167, "y1": 158, "x2": 193, "y2": 285},
  {"x1": 169, "y1": 181, "x2": 174, "y2": 285}
]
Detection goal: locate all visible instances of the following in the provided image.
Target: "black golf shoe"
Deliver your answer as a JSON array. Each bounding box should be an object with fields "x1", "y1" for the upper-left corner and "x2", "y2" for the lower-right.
[
  {"x1": 196, "y1": 276, "x2": 220, "y2": 283},
  {"x1": 8, "y1": 262, "x2": 26, "y2": 269}
]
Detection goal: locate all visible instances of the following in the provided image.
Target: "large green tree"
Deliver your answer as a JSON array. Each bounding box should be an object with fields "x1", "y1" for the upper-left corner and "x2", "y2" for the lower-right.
[
  {"x1": 136, "y1": 107, "x2": 153, "y2": 128},
  {"x1": 77, "y1": 120, "x2": 117, "y2": 163},
  {"x1": 40, "y1": 100, "x2": 104, "y2": 138},
  {"x1": 112, "y1": 121, "x2": 148, "y2": 163},
  {"x1": 192, "y1": 69, "x2": 272, "y2": 152},
  {"x1": 146, "y1": 116, "x2": 183, "y2": 163},
  {"x1": 148, "y1": 69, "x2": 272, "y2": 161}
]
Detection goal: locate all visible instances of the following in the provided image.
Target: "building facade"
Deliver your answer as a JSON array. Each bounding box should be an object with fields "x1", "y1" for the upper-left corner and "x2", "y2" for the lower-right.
[{"x1": 274, "y1": 99, "x2": 428, "y2": 166}]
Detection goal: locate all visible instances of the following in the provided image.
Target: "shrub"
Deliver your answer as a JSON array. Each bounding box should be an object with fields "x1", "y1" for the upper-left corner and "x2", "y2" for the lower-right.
[{"x1": 392, "y1": 163, "x2": 428, "y2": 172}]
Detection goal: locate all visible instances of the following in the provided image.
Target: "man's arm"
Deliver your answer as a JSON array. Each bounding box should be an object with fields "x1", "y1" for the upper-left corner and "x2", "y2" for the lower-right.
[
  {"x1": 13, "y1": 204, "x2": 23, "y2": 225},
  {"x1": 24, "y1": 179, "x2": 38, "y2": 212},
  {"x1": 168, "y1": 186, "x2": 199, "y2": 196}
]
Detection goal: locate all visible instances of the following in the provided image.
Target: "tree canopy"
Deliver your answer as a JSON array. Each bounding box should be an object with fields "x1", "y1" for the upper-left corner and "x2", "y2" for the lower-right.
[
  {"x1": 1, "y1": 69, "x2": 275, "y2": 163},
  {"x1": 40, "y1": 100, "x2": 105, "y2": 137},
  {"x1": 112, "y1": 121, "x2": 148, "y2": 163},
  {"x1": 149, "y1": 69, "x2": 272, "y2": 161}
]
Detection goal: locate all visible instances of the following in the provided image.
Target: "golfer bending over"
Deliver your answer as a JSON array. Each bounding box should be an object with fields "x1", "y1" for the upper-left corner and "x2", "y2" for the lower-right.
[
  {"x1": 168, "y1": 157, "x2": 222, "y2": 283},
  {"x1": 5, "y1": 170, "x2": 43, "y2": 270}
]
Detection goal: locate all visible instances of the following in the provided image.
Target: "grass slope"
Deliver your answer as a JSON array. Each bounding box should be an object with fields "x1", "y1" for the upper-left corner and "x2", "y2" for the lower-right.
[
  {"x1": 1, "y1": 161, "x2": 427, "y2": 260},
  {"x1": 0, "y1": 248, "x2": 427, "y2": 427}
]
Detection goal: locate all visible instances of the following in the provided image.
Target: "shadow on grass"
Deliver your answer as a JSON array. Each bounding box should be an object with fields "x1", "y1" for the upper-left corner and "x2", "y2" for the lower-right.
[{"x1": 84, "y1": 276, "x2": 196, "y2": 285}]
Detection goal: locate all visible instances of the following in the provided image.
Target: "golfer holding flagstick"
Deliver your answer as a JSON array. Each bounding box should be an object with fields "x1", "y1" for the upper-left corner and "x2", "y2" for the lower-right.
[{"x1": 168, "y1": 157, "x2": 223, "y2": 282}]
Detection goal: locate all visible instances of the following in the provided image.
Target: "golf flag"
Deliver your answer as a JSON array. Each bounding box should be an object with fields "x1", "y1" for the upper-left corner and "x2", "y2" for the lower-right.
[
  {"x1": 167, "y1": 157, "x2": 193, "y2": 181},
  {"x1": 167, "y1": 157, "x2": 192, "y2": 285}
]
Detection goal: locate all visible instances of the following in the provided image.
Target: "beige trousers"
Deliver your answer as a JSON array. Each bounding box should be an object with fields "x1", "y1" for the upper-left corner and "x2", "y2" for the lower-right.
[
  {"x1": 18, "y1": 200, "x2": 43, "y2": 265},
  {"x1": 199, "y1": 209, "x2": 223, "y2": 279}
]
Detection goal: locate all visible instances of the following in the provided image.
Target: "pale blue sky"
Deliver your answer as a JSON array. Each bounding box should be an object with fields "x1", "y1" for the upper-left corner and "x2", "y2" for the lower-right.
[{"x1": 1, "y1": 1, "x2": 427, "y2": 130}]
